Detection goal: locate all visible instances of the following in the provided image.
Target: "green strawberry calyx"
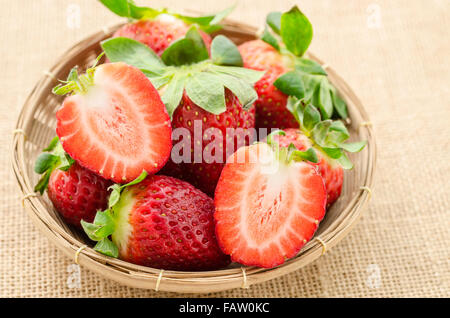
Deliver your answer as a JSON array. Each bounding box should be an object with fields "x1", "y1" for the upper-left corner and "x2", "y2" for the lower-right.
[
  {"x1": 33, "y1": 137, "x2": 75, "y2": 194},
  {"x1": 100, "y1": 0, "x2": 235, "y2": 33},
  {"x1": 80, "y1": 170, "x2": 148, "y2": 258},
  {"x1": 265, "y1": 130, "x2": 318, "y2": 165},
  {"x1": 261, "y1": 6, "x2": 348, "y2": 120},
  {"x1": 101, "y1": 28, "x2": 264, "y2": 118},
  {"x1": 52, "y1": 53, "x2": 105, "y2": 96},
  {"x1": 288, "y1": 98, "x2": 367, "y2": 169}
]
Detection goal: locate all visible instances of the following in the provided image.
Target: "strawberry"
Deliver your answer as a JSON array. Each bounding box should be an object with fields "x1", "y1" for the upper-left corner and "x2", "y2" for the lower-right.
[
  {"x1": 82, "y1": 174, "x2": 230, "y2": 271},
  {"x1": 53, "y1": 61, "x2": 172, "y2": 183},
  {"x1": 163, "y1": 90, "x2": 256, "y2": 195},
  {"x1": 253, "y1": 63, "x2": 297, "y2": 129},
  {"x1": 238, "y1": 39, "x2": 296, "y2": 129},
  {"x1": 33, "y1": 137, "x2": 112, "y2": 227},
  {"x1": 102, "y1": 29, "x2": 263, "y2": 196},
  {"x1": 48, "y1": 163, "x2": 112, "y2": 227},
  {"x1": 101, "y1": 1, "x2": 233, "y2": 55},
  {"x1": 113, "y1": 15, "x2": 212, "y2": 56},
  {"x1": 214, "y1": 140, "x2": 326, "y2": 268},
  {"x1": 239, "y1": 6, "x2": 348, "y2": 130},
  {"x1": 280, "y1": 102, "x2": 367, "y2": 207}
]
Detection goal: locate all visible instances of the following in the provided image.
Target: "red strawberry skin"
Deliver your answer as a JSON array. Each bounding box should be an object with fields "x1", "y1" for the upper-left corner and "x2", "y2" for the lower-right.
[
  {"x1": 113, "y1": 175, "x2": 230, "y2": 271},
  {"x1": 113, "y1": 16, "x2": 212, "y2": 56},
  {"x1": 47, "y1": 163, "x2": 112, "y2": 228},
  {"x1": 162, "y1": 89, "x2": 256, "y2": 196},
  {"x1": 274, "y1": 128, "x2": 344, "y2": 207},
  {"x1": 214, "y1": 143, "x2": 326, "y2": 268},
  {"x1": 56, "y1": 62, "x2": 172, "y2": 183},
  {"x1": 239, "y1": 40, "x2": 297, "y2": 130}
]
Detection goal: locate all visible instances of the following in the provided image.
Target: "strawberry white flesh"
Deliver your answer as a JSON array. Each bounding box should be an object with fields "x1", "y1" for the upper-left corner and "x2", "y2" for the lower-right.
[
  {"x1": 56, "y1": 62, "x2": 172, "y2": 183},
  {"x1": 214, "y1": 143, "x2": 326, "y2": 268}
]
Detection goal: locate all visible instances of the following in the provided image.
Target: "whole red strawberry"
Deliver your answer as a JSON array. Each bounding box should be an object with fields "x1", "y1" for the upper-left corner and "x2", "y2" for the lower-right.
[
  {"x1": 113, "y1": 15, "x2": 212, "y2": 56},
  {"x1": 101, "y1": 1, "x2": 233, "y2": 56},
  {"x1": 239, "y1": 6, "x2": 348, "y2": 129},
  {"x1": 82, "y1": 175, "x2": 230, "y2": 271},
  {"x1": 47, "y1": 163, "x2": 112, "y2": 227},
  {"x1": 162, "y1": 90, "x2": 256, "y2": 196}
]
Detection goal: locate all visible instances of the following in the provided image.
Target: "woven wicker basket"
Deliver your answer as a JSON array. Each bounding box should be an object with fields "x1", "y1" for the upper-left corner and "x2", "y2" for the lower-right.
[{"x1": 11, "y1": 20, "x2": 376, "y2": 293}]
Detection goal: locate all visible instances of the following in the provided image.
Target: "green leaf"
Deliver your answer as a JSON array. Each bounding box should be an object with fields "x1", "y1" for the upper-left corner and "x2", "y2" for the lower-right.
[
  {"x1": 331, "y1": 89, "x2": 348, "y2": 119},
  {"x1": 176, "y1": 4, "x2": 235, "y2": 32},
  {"x1": 34, "y1": 153, "x2": 58, "y2": 174},
  {"x1": 161, "y1": 74, "x2": 186, "y2": 117},
  {"x1": 185, "y1": 72, "x2": 226, "y2": 114},
  {"x1": 318, "y1": 78, "x2": 333, "y2": 119},
  {"x1": 99, "y1": 0, "x2": 160, "y2": 19},
  {"x1": 43, "y1": 136, "x2": 59, "y2": 152},
  {"x1": 34, "y1": 171, "x2": 51, "y2": 195},
  {"x1": 266, "y1": 11, "x2": 282, "y2": 34},
  {"x1": 290, "y1": 147, "x2": 318, "y2": 163},
  {"x1": 329, "y1": 120, "x2": 349, "y2": 138},
  {"x1": 280, "y1": 6, "x2": 313, "y2": 57},
  {"x1": 81, "y1": 209, "x2": 116, "y2": 242},
  {"x1": 53, "y1": 142, "x2": 74, "y2": 170},
  {"x1": 52, "y1": 82, "x2": 76, "y2": 96},
  {"x1": 92, "y1": 210, "x2": 116, "y2": 238},
  {"x1": 66, "y1": 67, "x2": 79, "y2": 82},
  {"x1": 261, "y1": 27, "x2": 280, "y2": 51},
  {"x1": 302, "y1": 104, "x2": 321, "y2": 131},
  {"x1": 209, "y1": 4, "x2": 235, "y2": 25},
  {"x1": 326, "y1": 130, "x2": 349, "y2": 146},
  {"x1": 211, "y1": 35, "x2": 243, "y2": 66},
  {"x1": 286, "y1": 96, "x2": 303, "y2": 123},
  {"x1": 107, "y1": 170, "x2": 148, "y2": 208},
  {"x1": 101, "y1": 37, "x2": 165, "y2": 72},
  {"x1": 161, "y1": 26, "x2": 209, "y2": 66},
  {"x1": 128, "y1": 3, "x2": 160, "y2": 19},
  {"x1": 94, "y1": 238, "x2": 119, "y2": 258},
  {"x1": 337, "y1": 153, "x2": 353, "y2": 169},
  {"x1": 217, "y1": 73, "x2": 257, "y2": 110},
  {"x1": 59, "y1": 154, "x2": 75, "y2": 171},
  {"x1": 33, "y1": 137, "x2": 75, "y2": 194},
  {"x1": 295, "y1": 58, "x2": 327, "y2": 75},
  {"x1": 122, "y1": 170, "x2": 148, "y2": 187},
  {"x1": 80, "y1": 220, "x2": 102, "y2": 241},
  {"x1": 311, "y1": 120, "x2": 332, "y2": 147},
  {"x1": 99, "y1": 0, "x2": 131, "y2": 18},
  {"x1": 107, "y1": 184, "x2": 122, "y2": 208},
  {"x1": 321, "y1": 147, "x2": 343, "y2": 159},
  {"x1": 209, "y1": 65, "x2": 265, "y2": 84},
  {"x1": 301, "y1": 73, "x2": 321, "y2": 101},
  {"x1": 148, "y1": 75, "x2": 171, "y2": 89},
  {"x1": 340, "y1": 141, "x2": 367, "y2": 153},
  {"x1": 274, "y1": 71, "x2": 305, "y2": 99},
  {"x1": 266, "y1": 129, "x2": 286, "y2": 146}
]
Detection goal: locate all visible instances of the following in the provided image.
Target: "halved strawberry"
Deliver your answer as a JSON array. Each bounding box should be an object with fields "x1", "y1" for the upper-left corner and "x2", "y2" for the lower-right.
[
  {"x1": 214, "y1": 142, "x2": 326, "y2": 268},
  {"x1": 55, "y1": 62, "x2": 172, "y2": 183}
]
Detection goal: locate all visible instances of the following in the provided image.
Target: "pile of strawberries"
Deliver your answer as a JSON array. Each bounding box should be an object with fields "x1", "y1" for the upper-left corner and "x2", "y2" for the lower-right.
[{"x1": 34, "y1": 1, "x2": 365, "y2": 271}]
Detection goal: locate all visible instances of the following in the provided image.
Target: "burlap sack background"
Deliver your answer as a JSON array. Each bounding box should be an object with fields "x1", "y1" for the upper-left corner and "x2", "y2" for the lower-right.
[{"x1": 1, "y1": 0, "x2": 448, "y2": 297}]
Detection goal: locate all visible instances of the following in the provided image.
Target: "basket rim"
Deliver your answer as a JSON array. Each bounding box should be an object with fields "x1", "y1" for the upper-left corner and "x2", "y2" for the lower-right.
[{"x1": 10, "y1": 19, "x2": 377, "y2": 293}]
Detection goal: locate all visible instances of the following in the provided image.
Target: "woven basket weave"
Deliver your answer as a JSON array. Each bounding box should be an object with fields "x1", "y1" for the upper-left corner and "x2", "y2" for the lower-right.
[{"x1": 11, "y1": 20, "x2": 376, "y2": 293}]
